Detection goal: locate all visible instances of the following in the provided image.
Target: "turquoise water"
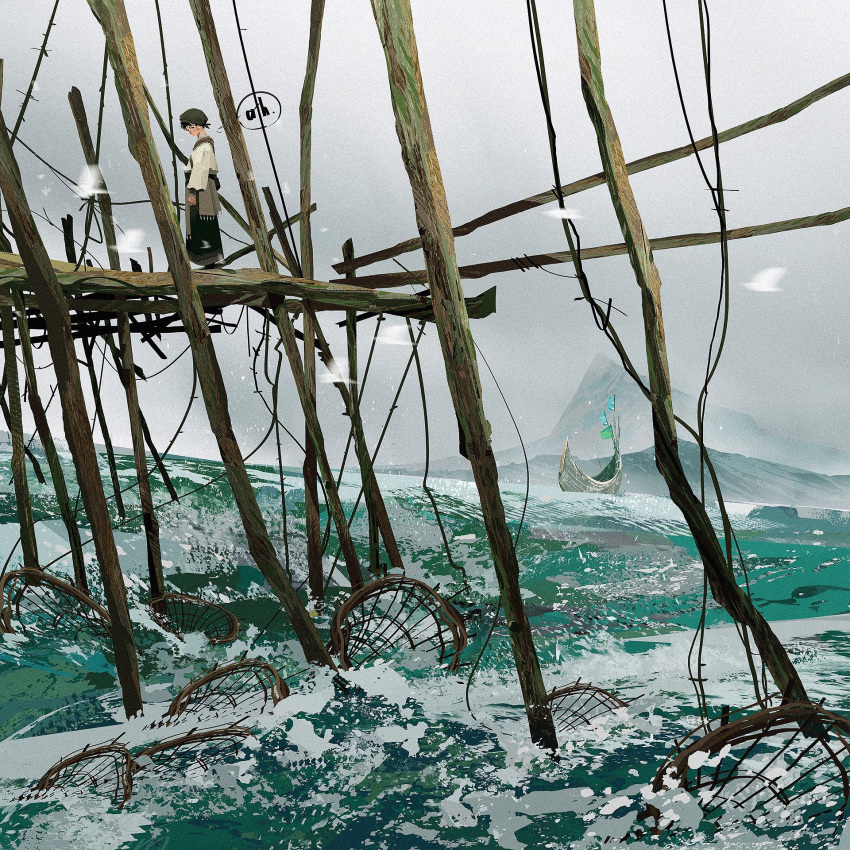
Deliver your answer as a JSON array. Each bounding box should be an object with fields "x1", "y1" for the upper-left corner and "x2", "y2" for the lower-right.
[{"x1": 1, "y1": 445, "x2": 850, "y2": 849}]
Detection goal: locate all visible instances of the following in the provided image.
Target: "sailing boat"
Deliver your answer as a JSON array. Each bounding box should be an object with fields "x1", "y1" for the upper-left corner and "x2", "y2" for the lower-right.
[{"x1": 558, "y1": 396, "x2": 623, "y2": 494}]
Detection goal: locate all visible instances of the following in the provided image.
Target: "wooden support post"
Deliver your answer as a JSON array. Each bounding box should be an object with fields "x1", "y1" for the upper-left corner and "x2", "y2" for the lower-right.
[
  {"x1": 0, "y1": 113, "x2": 143, "y2": 717},
  {"x1": 299, "y1": 0, "x2": 326, "y2": 597},
  {"x1": 572, "y1": 0, "x2": 808, "y2": 703},
  {"x1": 61, "y1": 215, "x2": 76, "y2": 265},
  {"x1": 81, "y1": 334, "x2": 126, "y2": 519},
  {"x1": 85, "y1": 0, "x2": 333, "y2": 667},
  {"x1": 274, "y1": 305, "x2": 364, "y2": 591},
  {"x1": 69, "y1": 86, "x2": 121, "y2": 272},
  {"x1": 344, "y1": 237, "x2": 389, "y2": 575},
  {"x1": 0, "y1": 372, "x2": 45, "y2": 485},
  {"x1": 1, "y1": 305, "x2": 39, "y2": 570},
  {"x1": 369, "y1": 0, "x2": 557, "y2": 751},
  {"x1": 15, "y1": 294, "x2": 88, "y2": 590},
  {"x1": 116, "y1": 312, "x2": 164, "y2": 599}
]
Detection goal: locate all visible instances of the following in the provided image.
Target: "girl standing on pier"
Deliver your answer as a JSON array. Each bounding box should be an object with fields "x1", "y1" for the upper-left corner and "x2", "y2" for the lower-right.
[{"x1": 180, "y1": 108, "x2": 223, "y2": 268}]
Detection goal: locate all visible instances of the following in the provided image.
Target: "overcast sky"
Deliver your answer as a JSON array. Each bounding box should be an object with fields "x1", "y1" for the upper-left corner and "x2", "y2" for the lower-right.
[{"x1": 1, "y1": 0, "x2": 848, "y2": 472}]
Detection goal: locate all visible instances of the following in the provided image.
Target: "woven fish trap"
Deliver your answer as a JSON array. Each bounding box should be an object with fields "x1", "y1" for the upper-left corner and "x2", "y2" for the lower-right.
[
  {"x1": 134, "y1": 725, "x2": 253, "y2": 779},
  {"x1": 27, "y1": 740, "x2": 135, "y2": 808},
  {"x1": 330, "y1": 576, "x2": 468, "y2": 671},
  {"x1": 546, "y1": 679, "x2": 628, "y2": 734},
  {"x1": 158, "y1": 659, "x2": 289, "y2": 726},
  {"x1": 0, "y1": 568, "x2": 111, "y2": 640},
  {"x1": 649, "y1": 700, "x2": 850, "y2": 833},
  {"x1": 148, "y1": 593, "x2": 239, "y2": 645}
]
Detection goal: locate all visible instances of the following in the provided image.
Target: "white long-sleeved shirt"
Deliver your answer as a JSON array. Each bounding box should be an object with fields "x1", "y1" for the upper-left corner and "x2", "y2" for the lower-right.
[{"x1": 185, "y1": 139, "x2": 218, "y2": 192}]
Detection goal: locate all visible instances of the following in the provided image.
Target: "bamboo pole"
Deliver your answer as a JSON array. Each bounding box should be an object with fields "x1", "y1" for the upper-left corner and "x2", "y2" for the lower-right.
[
  {"x1": 334, "y1": 204, "x2": 850, "y2": 288},
  {"x1": 369, "y1": 0, "x2": 557, "y2": 750},
  {"x1": 81, "y1": 334, "x2": 126, "y2": 519},
  {"x1": 333, "y1": 70, "x2": 850, "y2": 274},
  {"x1": 273, "y1": 305, "x2": 364, "y2": 591},
  {"x1": 299, "y1": 0, "x2": 326, "y2": 596},
  {"x1": 15, "y1": 294, "x2": 88, "y2": 590},
  {"x1": 572, "y1": 0, "x2": 808, "y2": 702},
  {"x1": 85, "y1": 0, "x2": 333, "y2": 667},
  {"x1": 68, "y1": 86, "x2": 121, "y2": 272},
  {"x1": 116, "y1": 312, "x2": 164, "y2": 598},
  {"x1": 1, "y1": 306, "x2": 39, "y2": 569},
  {"x1": 0, "y1": 112, "x2": 143, "y2": 717}
]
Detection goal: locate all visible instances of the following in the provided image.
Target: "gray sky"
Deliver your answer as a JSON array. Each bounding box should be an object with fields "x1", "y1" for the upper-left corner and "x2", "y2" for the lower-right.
[{"x1": 2, "y1": 0, "x2": 848, "y2": 471}]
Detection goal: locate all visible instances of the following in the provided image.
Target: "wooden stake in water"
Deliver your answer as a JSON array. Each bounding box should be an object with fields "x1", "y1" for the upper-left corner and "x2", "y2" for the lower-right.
[{"x1": 369, "y1": 0, "x2": 558, "y2": 751}]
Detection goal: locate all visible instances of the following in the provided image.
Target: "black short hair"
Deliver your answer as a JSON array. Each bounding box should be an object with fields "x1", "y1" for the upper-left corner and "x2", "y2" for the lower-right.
[{"x1": 180, "y1": 121, "x2": 210, "y2": 129}]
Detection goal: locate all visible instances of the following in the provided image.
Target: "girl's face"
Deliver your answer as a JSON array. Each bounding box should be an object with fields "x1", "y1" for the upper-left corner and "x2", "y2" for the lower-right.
[{"x1": 185, "y1": 124, "x2": 203, "y2": 137}]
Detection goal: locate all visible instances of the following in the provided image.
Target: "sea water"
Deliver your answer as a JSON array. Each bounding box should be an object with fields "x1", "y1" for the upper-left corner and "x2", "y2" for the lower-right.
[{"x1": 0, "y1": 446, "x2": 849, "y2": 849}]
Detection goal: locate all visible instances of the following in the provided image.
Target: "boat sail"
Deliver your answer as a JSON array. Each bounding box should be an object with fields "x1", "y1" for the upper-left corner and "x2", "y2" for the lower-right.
[{"x1": 558, "y1": 397, "x2": 623, "y2": 494}]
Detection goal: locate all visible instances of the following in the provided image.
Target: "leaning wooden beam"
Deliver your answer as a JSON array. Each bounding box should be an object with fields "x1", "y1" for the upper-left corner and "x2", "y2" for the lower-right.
[
  {"x1": 116, "y1": 312, "x2": 164, "y2": 599},
  {"x1": 81, "y1": 334, "x2": 126, "y2": 518},
  {"x1": 68, "y1": 86, "x2": 121, "y2": 272},
  {"x1": 336, "y1": 204, "x2": 850, "y2": 288},
  {"x1": 86, "y1": 0, "x2": 333, "y2": 667},
  {"x1": 1, "y1": 306, "x2": 39, "y2": 569},
  {"x1": 15, "y1": 293, "x2": 88, "y2": 590},
  {"x1": 274, "y1": 305, "x2": 364, "y2": 591},
  {"x1": 0, "y1": 371, "x2": 45, "y2": 485},
  {"x1": 0, "y1": 112, "x2": 143, "y2": 717},
  {"x1": 370, "y1": 0, "x2": 557, "y2": 750},
  {"x1": 573, "y1": 0, "x2": 808, "y2": 703},
  {"x1": 333, "y1": 70, "x2": 850, "y2": 274}
]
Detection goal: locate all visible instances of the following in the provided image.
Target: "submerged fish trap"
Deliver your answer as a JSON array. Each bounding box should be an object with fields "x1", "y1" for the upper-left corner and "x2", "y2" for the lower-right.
[
  {"x1": 148, "y1": 592, "x2": 239, "y2": 645},
  {"x1": 0, "y1": 568, "x2": 111, "y2": 639},
  {"x1": 650, "y1": 700, "x2": 850, "y2": 833},
  {"x1": 329, "y1": 575, "x2": 468, "y2": 671},
  {"x1": 158, "y1": 659, "x2": 289, "y2": 726},
  {"x1": 134, "y1": 725, "x2": 253, "y2": 779},
  {"x1": 27, "y1": 740, "x2": 135, "y2": 808},
  {"x1": 546, "y1": 679, "x2": 628, "y2": 734}
]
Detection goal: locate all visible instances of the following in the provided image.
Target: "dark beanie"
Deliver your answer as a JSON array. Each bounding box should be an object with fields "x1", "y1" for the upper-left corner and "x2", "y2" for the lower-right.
[{"x1": 179, "y1": 108, "x2": 209, "y2": 127}]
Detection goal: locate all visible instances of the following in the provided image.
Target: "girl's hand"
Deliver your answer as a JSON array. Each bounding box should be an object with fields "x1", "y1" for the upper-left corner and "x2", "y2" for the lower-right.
[{"x1": 187, "y1": 194, "x2": 197, "y2": 207}]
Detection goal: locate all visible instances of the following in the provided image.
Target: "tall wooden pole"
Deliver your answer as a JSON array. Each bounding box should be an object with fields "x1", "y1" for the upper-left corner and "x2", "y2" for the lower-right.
[
  {"x1": 299, "y1": 0, "x2": 326, "y2": 594},
  {"x1": 0, "y1": 61, "x2": 10, "y2": 254},
  {"x1": 85, "y1": 0, "x2": 333, "y2": 667},
  {"x1": 369, "y1": 0, "x2": 557, "y2": 750},
  {"x1": 0, "y1": 113, "x2": 143, "y2": 717},
  {"x1": 15, "y1": 294, "x2": 88, "y2": 590},
  {"x1": 116, "y1": 313, "x2": 164, "y2": 599},
  {"x1": 572, "y1": 0, "x2": 808, "y2": 702},
  {"x1": 1, "y1": 306, "x2": 39, "y2": 570},
  {"x1": 343, "y1": 237, "x2": 392, "y2": 574}
]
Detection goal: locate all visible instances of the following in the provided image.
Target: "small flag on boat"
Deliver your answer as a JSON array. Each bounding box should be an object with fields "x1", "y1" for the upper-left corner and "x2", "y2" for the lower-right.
[
  {"x1": 600, "y1": 425, "x2": 613, "y2": 439},
  {"x1": 608, "y1": 396, "x2": 615, "y2": 411},
  {"x1": 600, "y1": 411, "x2": 609, "y2": 426}
]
